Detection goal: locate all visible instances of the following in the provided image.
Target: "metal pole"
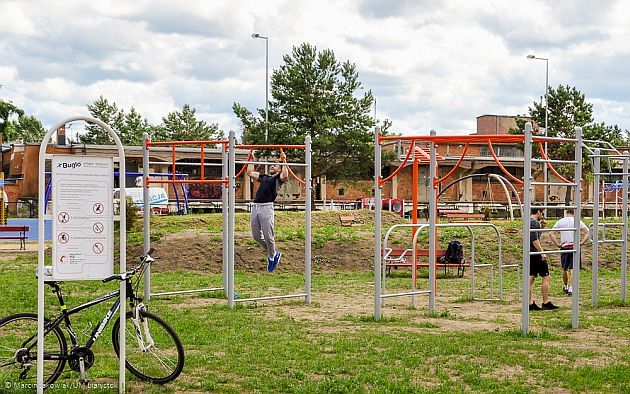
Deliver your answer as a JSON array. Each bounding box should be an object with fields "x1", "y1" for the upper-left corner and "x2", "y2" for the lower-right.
[
  {"x1": 265, "y1": 37, "x2": 269, "y2": 143},
  {"x1": 374, "y1": 127, "x2": 382, "y2": 320},
  {"x1": 143, "y1": 133, "x2": 151, "y2": 301},
  {"x1": 592, "y1": 149, "x2": 600, "y2": 306},
  {"x1": 572, "y1": 127, "x2": 583, "y2": 329},
  {"x1": 305, "y1": 135, "x2": 312, "y2": 303},
  {"x1": 222, "y1": 147, "x2": 228, "y2": 292},
  {"x1": 544, "y1": 59, "x2": 549, "y2": 209},
  {"x1": 622, "y1": 152, "x2": 629, "y2": 302},
  {"x1": 227, "y1": 131, "x2": 236, "y2": 308},
  {"x1": 428, "y1": 130, "x2": 437, "y2": 313},
  {"x1": 522, "y1": 122, "x2": 533, "y2": 335}
]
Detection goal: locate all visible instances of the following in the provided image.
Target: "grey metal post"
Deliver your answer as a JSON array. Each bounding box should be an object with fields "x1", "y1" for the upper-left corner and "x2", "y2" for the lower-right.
[
  {"x1": 470, "y1": 232, "x2": 476, "y2": 299},
  {"x1": 227, "y1": 131, "x2": 236, "y2": 308},
  {"x1": 522, "y1": 122, "x2": 533, "y2": 335},
  {"x1": 622, "y1": 152, "x2": 629, "y2": 302},
  {"x1": 222, "y1": 147, "x2": 228, "y2": 291},
  {"x1": 305, "y1": 135, "x2": 312, "y2": 303},
  {"x1": 374, "y1": 127, "x2": 382, "y2": 319},
  {"x1": 143, "y1": 133, "x2": 151, "y2": 301},
  {"x1": 428, "y1": 130, "x2": 437, "y2": 313},
  {"x1": 592, "y1": 149, "x2": 600, "y2": 306},
  {"x1": 572, "y1": 127, "x2": 583, "y2": 329}
]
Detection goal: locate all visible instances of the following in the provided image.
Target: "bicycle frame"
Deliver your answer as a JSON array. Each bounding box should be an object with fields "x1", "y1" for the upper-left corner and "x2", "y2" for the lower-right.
[{"x1": 24, "y1": 280, "x2": 136, "y2": 356}]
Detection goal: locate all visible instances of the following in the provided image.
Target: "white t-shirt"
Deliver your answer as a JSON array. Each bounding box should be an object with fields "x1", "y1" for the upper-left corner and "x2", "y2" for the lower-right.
[{"x1": 552, "y1": 216, "x2": 588, "y2": 246}]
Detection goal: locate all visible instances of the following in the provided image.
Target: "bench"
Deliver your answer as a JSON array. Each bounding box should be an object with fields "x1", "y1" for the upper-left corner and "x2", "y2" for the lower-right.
[
  {"x1": 384, "y1": 248, "x2": 468, "y2": 277},
  {"x1": 0, "y1": 225, "x2": 29, "y2": 250},
  {"x1": 444, "y1": 213, "x2": 486, "y2": 220},
  {"x1": 438, "y1": 209, "x2": 466, "y2": 217},
  {"x1": 339, "y1": 215, "x2": 362, "y2": 227}
]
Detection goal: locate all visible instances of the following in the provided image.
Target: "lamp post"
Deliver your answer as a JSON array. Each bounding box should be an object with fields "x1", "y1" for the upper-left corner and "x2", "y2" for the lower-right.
[
  {"x1": 527, "y1": 54, "x2": 549, "y2": 207},
  {"x1": 251, "y1": 33, "x2": 269, "y2": 143}
]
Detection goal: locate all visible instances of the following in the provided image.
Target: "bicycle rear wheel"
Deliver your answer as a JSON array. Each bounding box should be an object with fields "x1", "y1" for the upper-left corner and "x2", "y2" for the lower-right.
[
  {"x1": 0, "y1": 313, "x2": 67, "y2": 387},
  {"x1": 112, "y1": 310, "x2": 184, "y2": 384}
]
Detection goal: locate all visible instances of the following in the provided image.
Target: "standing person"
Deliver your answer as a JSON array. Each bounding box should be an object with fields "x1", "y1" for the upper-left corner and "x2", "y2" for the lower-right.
[
  {"x1": 550, "y1": 209, "x2": 589, "y2": 296},
  {"x1": 529, "y1": 207, "x2": 559, "y2": 310},
  {"x1": 246, "y1": 154, "x2": 288, "y2": 272}
]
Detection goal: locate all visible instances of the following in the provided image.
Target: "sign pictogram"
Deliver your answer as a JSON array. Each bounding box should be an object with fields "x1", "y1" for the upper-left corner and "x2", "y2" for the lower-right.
[{"x1": 58, "y1": 232, "x2": 70, "y2": 244}]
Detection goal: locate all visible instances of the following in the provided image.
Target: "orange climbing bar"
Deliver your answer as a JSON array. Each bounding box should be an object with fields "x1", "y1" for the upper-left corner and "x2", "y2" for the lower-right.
[
  {"x1": 279, "y1": 148, "x2": 307, "y2": 185},
  {"x1": 435, "y1": 143, "x2": 469, "y2": 186},
  {"x1": 235, "y1": 150, "x2": 254, "y2": 178},
  {"x1": 236, "y1": 144, "x2": 305, "y2": 149},
  {"x1": 147, "y1": 178, "x2": 228, "y2": 185},
  {"x1": 147, "y1": 139, "x2": 228, "y2": 147},
  {"x1": 380, "y1": 142, "x2": 415, "y2": 185},
  {"x1": 487, "y1": 141, "x2": 525, "y2": 185},
  {"x1": 379, "y1": 134, "x2": 526, "y2": 144},
  {"x1": 536, "y1": 142, "x2": 572, "y2": 184}
]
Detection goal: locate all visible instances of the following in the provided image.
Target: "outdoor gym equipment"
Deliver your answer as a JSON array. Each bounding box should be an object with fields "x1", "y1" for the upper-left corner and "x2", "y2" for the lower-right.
[{"x1": 141, "y1": 132, "x2": 313, "y2": 309}]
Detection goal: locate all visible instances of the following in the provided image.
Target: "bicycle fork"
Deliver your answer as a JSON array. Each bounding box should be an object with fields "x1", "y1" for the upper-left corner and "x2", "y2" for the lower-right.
[{"x1": 132, "y1": 304, "x2": 155, "y2": 352}]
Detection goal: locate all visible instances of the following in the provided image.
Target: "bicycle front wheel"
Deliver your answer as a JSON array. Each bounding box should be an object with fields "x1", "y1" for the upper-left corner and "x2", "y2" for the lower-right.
[
  {"x1": 112, "y1": 310, "x2": 184, "y2": 384},
  {"x1": 0, "y1": 312, "x2": 67, "y2": 387}
]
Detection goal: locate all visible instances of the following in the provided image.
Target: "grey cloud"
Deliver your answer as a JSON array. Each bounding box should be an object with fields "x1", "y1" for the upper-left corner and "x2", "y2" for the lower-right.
[{"x1": 357, "y1": 0, "x2": 436, "y2": 19}]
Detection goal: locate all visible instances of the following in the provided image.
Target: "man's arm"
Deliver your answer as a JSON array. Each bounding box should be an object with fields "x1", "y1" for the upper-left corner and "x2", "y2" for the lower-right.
[
  {"x1": 549, "y1": 228, "x2": 561, "y2": 247},
  {"x1": 246, "y1": 163, "x2": 260, "y2": 181},
  {"x1": 579, "y1": 226, "x2": 589, "y2": 245},
  {"x1": 533, "y1": 239, "x2": 546, "y2": 260},
  {"x1": 279, "y1": 153, "x2": 289, "y2": 182}
]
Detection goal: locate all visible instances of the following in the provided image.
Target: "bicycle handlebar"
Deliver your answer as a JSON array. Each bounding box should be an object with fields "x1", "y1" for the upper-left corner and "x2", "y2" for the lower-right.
[{"x1": 101, "y1": 249, "x2": 156, "y2": 284}]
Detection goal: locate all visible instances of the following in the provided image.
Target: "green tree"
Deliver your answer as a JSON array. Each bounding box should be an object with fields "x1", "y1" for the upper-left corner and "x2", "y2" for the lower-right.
[
  {"x1": 0, "y1": 100, "x2": 25, "y2": 143},
  {"x1": 81, "y1": 96, "x2": 151, "y2": 145},
  {"x1": 14, "y1": 115, "x2": 46, "y2": 143},
  {"x1": 233, "y1": 43, "x2": 387, "y2": 180},
  {"x1": 156, "y1": 104, "x2": 223, "y2": 142},
  {"x1": 515, "y1": 85, "x2": 625, "y2": 203}
]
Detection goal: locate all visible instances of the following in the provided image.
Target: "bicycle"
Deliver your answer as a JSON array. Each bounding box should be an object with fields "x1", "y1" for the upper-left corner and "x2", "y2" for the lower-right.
[{"x1": 0, "y1": 248, "x2": 184, "y2": 387}]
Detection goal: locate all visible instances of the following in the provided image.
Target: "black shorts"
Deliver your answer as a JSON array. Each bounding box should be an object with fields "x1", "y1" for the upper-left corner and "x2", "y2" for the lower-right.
[
  {"x1": 530, "y1": 254, "x2": 550, "y2": 277},
  {"x1": 561, "y1": 246, "x2": 578, "y2": 270}
]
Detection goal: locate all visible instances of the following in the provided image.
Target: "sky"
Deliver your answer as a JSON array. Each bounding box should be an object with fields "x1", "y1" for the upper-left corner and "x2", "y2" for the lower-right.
[{"x1": 1, "y1": 0, "x2": 629, "y2": 140}]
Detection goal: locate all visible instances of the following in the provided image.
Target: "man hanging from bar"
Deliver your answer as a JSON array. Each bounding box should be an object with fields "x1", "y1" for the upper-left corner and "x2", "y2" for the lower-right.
[{"x1": 246, "y1": 153, "x2": 288, "y2": 272}]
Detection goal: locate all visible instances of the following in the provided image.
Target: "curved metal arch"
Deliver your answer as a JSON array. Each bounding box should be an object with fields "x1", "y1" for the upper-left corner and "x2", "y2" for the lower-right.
[{"x1": 437, "y1": 173, "x2": 522, "y2": 220}]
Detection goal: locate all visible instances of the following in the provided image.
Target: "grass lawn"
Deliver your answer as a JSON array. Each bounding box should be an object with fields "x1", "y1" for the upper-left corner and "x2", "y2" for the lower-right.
[{"x1": 0, "y1": 211, "x2": 628, "y2": 393}]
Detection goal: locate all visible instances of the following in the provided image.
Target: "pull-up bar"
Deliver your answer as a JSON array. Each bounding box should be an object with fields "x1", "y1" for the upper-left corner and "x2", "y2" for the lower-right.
[
  {"x1": 147, "y1": 139, "x2": 228, "y2": 147},
  {"x1": 236, "y1": 144, "x2": 306, "y2": 149}
]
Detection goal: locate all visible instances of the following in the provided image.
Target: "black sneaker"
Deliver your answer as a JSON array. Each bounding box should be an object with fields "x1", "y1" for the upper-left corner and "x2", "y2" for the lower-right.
[
  {"x1": 563, "y1": 286, "x2": 569, "y2": 294},
  {"x1": 529, "y1": 302, "x2": 542, "y2": 311},
  {"x1": 542, "y1": 301, "x2": 559, "y2": 310}
]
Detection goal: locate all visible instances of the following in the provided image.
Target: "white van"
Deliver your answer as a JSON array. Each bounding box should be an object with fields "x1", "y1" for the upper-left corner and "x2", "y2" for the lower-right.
[{"x1": 114, "y1": 187, "x2": 169, "y2": 215}]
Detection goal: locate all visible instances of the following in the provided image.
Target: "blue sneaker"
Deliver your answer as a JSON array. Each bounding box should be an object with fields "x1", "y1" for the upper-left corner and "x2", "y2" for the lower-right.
[
  {"x1": 234, "y1": 291, "x2": 240, "y2": 300},
  {"x1": 267, "y1": 252, "x2": 281, "y2": 272}
]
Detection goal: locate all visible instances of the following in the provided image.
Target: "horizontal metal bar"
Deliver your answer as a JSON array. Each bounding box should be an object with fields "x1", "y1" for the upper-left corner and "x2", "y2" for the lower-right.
[
  {"x1": 473, "y1": 263, "x2": 493, "y2": 268},
  {"x1": 148, "y1": 179, "x2": 227, "y2": 185},
  {"x1": 531, "y1": 181, "x2": 578, "y2": 187},
  {"x1": 381, "y1": 290, "x2": 431, "y2": 299},
  {"x1": 531, "y1": 227, "x2": 578, "y2": 233},
  {"x1": 531, "y1": 159, "x2": 579, "y2": 164},
  {"x1": 530, "y1": 249, "x2": 576, "y2": 256},
  {"x1": 148, "y1": 161, "x2": 224, "y2": 167},
  {"x1": 533, "y1": 136, "x2": 579, "y2": 143},
  {"x1": 501, "y1": 264, "x2": 520, "y2": 268},
  {"x1": 594, "y1": 172, "x2": 630, "y2": 176},
  {"x1": 235, "y1": 160, "x2": 308, "y2": 167},
  {"x1": 600, "y1": 239, "x2": 624, "y2": 244},
  {"x1": 593, "y1": 223, "x2": 625, "y2": 227},
  {"x1": 148, "y1": 140, "x2": 228, "y2": 146},
  {"x1": 150, "y1": 287, "x2": 224, "y2": 297},
  {"x1": 531, "y1": 205, "x2": 577, "y2": 210},
  {"x1": 234, "y1": 293, "x2": 307, "y2": 303},
  {"x1": 473, "y1": 297, "x2": 500, "y2": 302},
  {"x1": 236, "y1": 144, "x2": 305, "y2": 149}
]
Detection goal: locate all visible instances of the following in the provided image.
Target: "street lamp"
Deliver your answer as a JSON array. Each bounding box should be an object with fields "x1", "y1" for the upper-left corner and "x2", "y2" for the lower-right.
[
  {"x1": 251, "y1": 33, "x2": 269, "y2": 143},
  {"x1": 527, "y1": 54, "x2": 549, "y2": 207}
]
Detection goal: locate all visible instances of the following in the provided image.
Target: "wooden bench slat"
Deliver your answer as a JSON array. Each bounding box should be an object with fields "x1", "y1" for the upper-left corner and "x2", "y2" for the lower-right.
[{"x1": 0, "y1": 226, "x2": 29, "y2": 250}]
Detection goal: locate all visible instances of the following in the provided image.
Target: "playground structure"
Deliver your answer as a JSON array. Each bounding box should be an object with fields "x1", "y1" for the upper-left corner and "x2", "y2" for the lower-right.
[
  {"x1": 373, "y1": 122, "x2": 629, "y2": 334},
  {"x1": 141, "y1": 131, "x2": 313, "y2": 308}
]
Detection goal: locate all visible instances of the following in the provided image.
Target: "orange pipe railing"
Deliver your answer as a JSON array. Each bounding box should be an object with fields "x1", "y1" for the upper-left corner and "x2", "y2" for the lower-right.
[
  {"x1": 235, "y1": 150, "x2": 254, "y2": 178},
  {"x1": 236, "y1": 144, "x2": 305, "y2": 149},
  {"x1": 536, "y1": 142, "x2": 572, "y2": 184},
  {"x1": 435, "y1": 143, "x2": 469, "y2": 186},
  {"x1": 147, "y1": 139, "x2": 228, "y2": 147},
  {"x1": 380, "y1": 142, "x2": 415, "y2": 185},
  {"x1": 487, "y1": 141, "x2": 525, "y2": 185},
  {"x1": 279, "y1": 148, "x2": 307, "y2": 185}
]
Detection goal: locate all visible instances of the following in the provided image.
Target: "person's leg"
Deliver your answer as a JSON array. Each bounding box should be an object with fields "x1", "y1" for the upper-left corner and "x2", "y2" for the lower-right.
[
  {"x1": 259, "y1": 205, "x2": 276, "y2": 258},
  {"x1": 251, "y1": 207, "x2": 267, "y2": 250},
  {"x1": 562, "y1": 269, "x2": 569, "y2": 287},
  {"x1": 542, "y1": 275, "x2": 550, "y2": 303},
  {"x1": 529, "y1": 276, "x2": 536, "y2": 304}
]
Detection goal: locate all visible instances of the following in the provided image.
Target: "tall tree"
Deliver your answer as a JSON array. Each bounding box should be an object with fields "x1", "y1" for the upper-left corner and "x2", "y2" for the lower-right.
[
  {"x1": 156, "y1": 104, "x2": 223, "y2": 142},
  {"x1": 515, "y1": 85, "x2": 625, "y2": 203},
  {"x1": 81, "y1": 96, "x2": 151, "y2": 145},
  {"x1": 0, "y1": 100, "x2": 25, "y2": 143},
  {"x1": 233, "y1": 43, "x2": 385, "y2": 179},
  {"x1": 14, "y1": 115, "x2": 46, "y2": 143}
]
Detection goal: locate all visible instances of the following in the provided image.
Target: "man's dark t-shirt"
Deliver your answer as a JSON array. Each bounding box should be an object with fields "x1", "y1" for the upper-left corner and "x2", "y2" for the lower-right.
[
  {"x1": 530, "y1": 218, "x2": 541, "y2": 251},
  {"x1": 254, "y1": 174, "x2": 284, "y2": 203}
]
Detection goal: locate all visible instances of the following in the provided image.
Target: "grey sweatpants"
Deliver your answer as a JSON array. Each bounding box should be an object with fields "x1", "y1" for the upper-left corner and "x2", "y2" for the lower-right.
[{"x1": 251, "y1": 203, "x2": 276, "y2": 258}]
